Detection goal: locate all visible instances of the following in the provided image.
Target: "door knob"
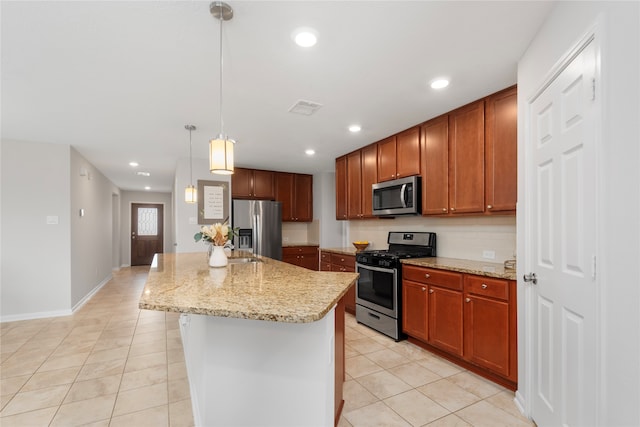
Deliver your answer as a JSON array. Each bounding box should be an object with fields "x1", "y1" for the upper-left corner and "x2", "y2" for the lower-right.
[{"x1": 523, "y1": 272, "x2": 538, "y2": 285}]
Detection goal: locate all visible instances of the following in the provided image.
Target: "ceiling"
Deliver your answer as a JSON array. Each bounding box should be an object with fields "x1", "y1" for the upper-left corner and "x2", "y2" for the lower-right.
[{"x1": 1, "y1": 1, "x2": 554, "y2": 192}]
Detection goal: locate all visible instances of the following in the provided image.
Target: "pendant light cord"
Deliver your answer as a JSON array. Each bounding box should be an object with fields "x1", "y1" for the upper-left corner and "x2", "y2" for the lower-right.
[
  {"x1": 189, "y1": 127, "x2": 194, "y2": 186},
  {"x1": 218, "y1": 3, "x2": 224, "y2": 139}
]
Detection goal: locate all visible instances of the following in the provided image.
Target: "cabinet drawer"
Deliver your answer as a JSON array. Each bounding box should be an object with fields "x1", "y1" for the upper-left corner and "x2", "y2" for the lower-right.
[
  {"x1": 402, "y1": 265, "x2": 463, "y2": 290},
  {"x1": 283, "y1": 246, "x2": 318, "y2": 256},
  {"x1": 320, "y1": 261, "x2": 332, "y2": 271},
  {"x1": 331, "y1": 254, "x2": 355, "y2": 269},
  {"x1": 465, "y1": 275, "x2": 509, "y2": 301},
  {"x1": 320, "y1": 251, "x2": 331, "y2": 262}
]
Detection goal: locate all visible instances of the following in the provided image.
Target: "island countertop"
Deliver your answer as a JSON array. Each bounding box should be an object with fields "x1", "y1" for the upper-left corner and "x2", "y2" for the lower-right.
[{"x1": 139, "y1": 252, "x2": 358, "y2": 323}]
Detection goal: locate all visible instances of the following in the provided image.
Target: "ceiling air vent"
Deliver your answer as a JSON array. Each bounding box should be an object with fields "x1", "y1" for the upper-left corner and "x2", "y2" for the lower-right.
[{"x1": 288, "y1": 99, "x2": 323, "y2": 116}]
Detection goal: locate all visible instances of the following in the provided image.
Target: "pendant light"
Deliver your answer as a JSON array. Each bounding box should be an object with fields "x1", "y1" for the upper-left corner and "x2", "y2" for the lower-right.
[
  {"x1": 185, "y1": 124, "x2": 197, "y2": 203},
  {"x1": 209, "y1": 2, "x2": 235, "y2": 175}
]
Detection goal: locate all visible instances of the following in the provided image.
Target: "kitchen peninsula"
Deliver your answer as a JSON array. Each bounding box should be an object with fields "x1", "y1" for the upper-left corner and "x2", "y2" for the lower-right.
[{"x1": 139, "y1": 252, "x2": 358, "y2": 427}]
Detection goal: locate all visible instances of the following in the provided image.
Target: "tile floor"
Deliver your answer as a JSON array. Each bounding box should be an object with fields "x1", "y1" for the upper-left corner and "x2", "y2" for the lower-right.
[{"x1": 0, "y1": 266, "x2": 534, "y2": 427}]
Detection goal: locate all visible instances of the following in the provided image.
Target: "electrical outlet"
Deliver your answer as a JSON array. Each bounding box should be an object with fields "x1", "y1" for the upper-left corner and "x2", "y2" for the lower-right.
[
  {"x1": 283, "y1": 237, "x2": 290, "y2": 243},
  {"x1": 482, "y1": 250, "x2": 496, "y2": 260}
]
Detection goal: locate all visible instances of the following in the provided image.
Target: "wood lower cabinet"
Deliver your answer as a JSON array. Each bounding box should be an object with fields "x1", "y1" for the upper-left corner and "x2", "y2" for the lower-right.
[
  {"x1": 402, "y1": 264, "x2": 517, "y2": 389},
  {"x1": 320, "y1": 251, "x2": 356, "y2": 314},
  {"x1": 232, "y1": 167, "x2": 274, "y2": 200},
  {"x1": 282, "y1": 246, "x2": 318, "y2": 270},
  {"x1": 275, "y1": 172, "x2": 313, "y2": 222},
  {"x1": 485, "y1": 85, "x2": 517, "y2": 213}
]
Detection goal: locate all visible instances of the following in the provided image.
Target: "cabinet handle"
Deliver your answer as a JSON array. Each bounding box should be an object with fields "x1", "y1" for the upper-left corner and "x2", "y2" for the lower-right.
[
  {"x1": 442, "y1": 208, "x2": 447, "y2": 212},
  {"x1": 465, "y1": 298, "x2": 471, "y2": 303},
  {"x1": 425, "y1": 273, "x2": 430, "y2": 279},
  {"x1": 421, "y1": 287, "x2": 426, "y2": 292},
  {"x1": 481, "y1": 284, "x2": 488, "y2": 289},
  {"x1": 429, "y1": 289, "x2": 434, "y2": 294},
  {"x1": 451, "y1": 207, "x2": 456, "y2": 211},
  {"x1": 487, "y1": 204, "x2": 493, "y2": 209},
  {"x1": 341, "y1": 258, "x2": 345, "y2": 262}
]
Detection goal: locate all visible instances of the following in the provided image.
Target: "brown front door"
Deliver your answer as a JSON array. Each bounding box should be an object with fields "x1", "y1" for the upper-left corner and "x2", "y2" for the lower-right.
[{"x1": 131, "y1": 203, "x2": 164, "y2": 266}]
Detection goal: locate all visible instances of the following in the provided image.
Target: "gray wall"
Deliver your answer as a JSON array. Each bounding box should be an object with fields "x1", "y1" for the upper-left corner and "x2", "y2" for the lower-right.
[
  {"x1": 517, "y1": 1, "x2": 640, "y2": 424},
  {"x1": 119, "y1": 190, "x2": 173, "y2": 267}
]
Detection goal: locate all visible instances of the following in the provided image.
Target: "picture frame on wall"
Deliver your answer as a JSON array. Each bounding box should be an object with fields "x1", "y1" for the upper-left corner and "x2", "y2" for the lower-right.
[{"x1": 197, "y1": 180, "x2": 229, "y2": 224}]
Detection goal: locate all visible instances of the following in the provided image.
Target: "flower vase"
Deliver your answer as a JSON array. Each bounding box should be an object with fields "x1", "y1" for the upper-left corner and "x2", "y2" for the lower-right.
[{"x1": 209, "y1": 245, "x2": 228, "y2": 268}]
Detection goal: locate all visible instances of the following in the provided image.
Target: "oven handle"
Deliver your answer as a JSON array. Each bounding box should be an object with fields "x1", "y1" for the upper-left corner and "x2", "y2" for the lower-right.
[{"x1": 356, "y1": 262, "x2": 396, "y2": 274}]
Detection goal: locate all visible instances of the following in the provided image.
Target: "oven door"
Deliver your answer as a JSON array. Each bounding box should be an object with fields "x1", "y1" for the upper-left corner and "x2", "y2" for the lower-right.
[{"x1": 355, "y1": 263, "x2": 398, "y2": 318}]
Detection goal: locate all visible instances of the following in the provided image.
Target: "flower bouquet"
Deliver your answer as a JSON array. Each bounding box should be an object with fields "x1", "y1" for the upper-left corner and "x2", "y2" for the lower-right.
[{"x1": 194, "y1": 222, "x2": 237, "y2": 267}]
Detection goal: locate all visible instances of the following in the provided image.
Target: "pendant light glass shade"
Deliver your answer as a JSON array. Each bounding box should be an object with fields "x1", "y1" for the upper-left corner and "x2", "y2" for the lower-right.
[
  {"x1": 185, "y1": 185, "x2": 197, "y2": 203},
  {"x1": 209, "y1": 135, "x2": 234, "y2": 175}
]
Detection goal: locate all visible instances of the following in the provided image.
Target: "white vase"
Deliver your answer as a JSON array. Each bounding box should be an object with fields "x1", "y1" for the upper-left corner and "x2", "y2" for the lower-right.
[{"x1": 209, "y1": 245, "x2": 228, "y2": 268}]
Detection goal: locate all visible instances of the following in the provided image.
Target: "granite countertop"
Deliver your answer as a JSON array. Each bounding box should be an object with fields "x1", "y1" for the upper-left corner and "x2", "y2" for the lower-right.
[
  {"x1": 320, "y1": 247, "x2": 359, "y2": 256},
  {"x1": 401, "y1": 257, "x2": 517, "y2": 280},
  {"x1": 138, "y1": 252, "x2": 358, "y2": 323}
]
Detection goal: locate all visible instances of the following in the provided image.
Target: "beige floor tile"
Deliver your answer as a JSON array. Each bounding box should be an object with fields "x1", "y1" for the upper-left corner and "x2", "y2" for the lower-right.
[
  {"x1": 167, "y1": 335, "x2": 184, "y2": 350},
  {"x1": 132, "y1": 330, "x2": 167, "y2": 345},
  {"x1": 483, "y1": 391, "x2": 533, "y2": 425},
  {"x1": 113, "y1": 382, "x2": 168, "y2": 417},
  {"x1": 426, "y1": 413, "x2": 472, "y2": 426},
  {"x1": 86, "y1": 346, "x2": 130, "y2": 364},
  {"x1": 345, "y1": 355, "x2": 384, "y2": 379},
  {"x1": 168, "y1": 378, "x2": 190, "y2": 403},
  {"x1": 76, "y1": 358, "x2": 126, "y2": 382},
  {"x1": 0, "y1": 406, "x2": 58, "y2": 426},
  {"x1": 64, "y1": 374, "x2": 122, "y2": 403},
  {"x1": 121, "y1": 365, "x2": 168, "y2": 391},
  {"x1": 38, "y1": 352, "x2": 90, "y2": 372},
  {"x1": 356, "y1": 370, "x2": 413, "y2": 400},
  {"x1": 110, "y1": 404, "x2": 170, "y2": 427},
  {"x1": 447, "y1": 371, "x2": 504, "y2": 399},
  {"x1": 1, "y1": 393, "x2": 14, "y2": 411},
  {"x1": 125, "y1": 351, "x2": 167, "y2": 373},
  {"x1": 338, "y1": 414, "x2": 354, "y2": 427},
  {"x1": 92, "y1": 336, "x2": 134, "y2": 352},
  {"x1": 384, "y1": 389, "x2": 449, "y2": 426},
  {"x1": 168, "y1": 361, "x2": 188, "y2": 381},
  {"x1": 418, "y1": 379, "x2": 481, "y2": 412},
  {"x1": 22, "y1": 366, "x2": 81, "y2": 391},
  {"x1": 345, "y1": 328, "x2": 367, "y2": 343},
  {"x1": 349, "y1": 337, "x2": 387, "y2": 355},
  {"x1": 0, "y1": 374, "x2": 30, "y2": 395},
  {"x1": 392, "y1": 341, "x2": 431, "y2": 361},
  {"x1": 49, "y1": 341, "x2": 94, "y2": 357},
  {"x1": 455, "y1": 400, "x2": 534, "y2": 427},
  {"x1": 342, "y1": 379, "x2": 379, "y2": 413},
  {"x1": 365, "y1": 348, "x2": 409, "y2": 369},
  {"x1": 388, "y1": 361, "x2": 442, "y2": 388},
  {"x1": 416, "y1": 355, "x2": 464, "y2": 378},
  {"x1": 0, "y1": 384, "x2": 69, "y2": 416},
  {"x1": 345, "y1": 343, "x2": 360, "y2": 358},
  {"x1": 169, "y1": 398, "x2": 194, "y2": 427},
  {"x1": 129, "y1": 338, "x2": 167, "y2": 357},
  {"x1": 167, "y1": 348, "x2": 185, "y2": 364},
  {"x1": 344, "y1": 401, "x2": 412, "y2": 427},
  {"x1": 50, "y1": 394, "x2": 116, "y2": 426}
]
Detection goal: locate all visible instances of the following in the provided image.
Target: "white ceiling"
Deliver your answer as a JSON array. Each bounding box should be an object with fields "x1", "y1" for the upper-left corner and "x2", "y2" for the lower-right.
[{"x1": 1, "y1": 1, "x2": 554, "y2": 192}]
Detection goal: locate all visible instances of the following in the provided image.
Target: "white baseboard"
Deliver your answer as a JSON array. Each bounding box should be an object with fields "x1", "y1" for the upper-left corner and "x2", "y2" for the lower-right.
[
  {"x1": 71, "y1": 274, "x2": 112, "y2": 312},
  {"x1": 514, "y1": 390, "x2": 528, "y2": 419},
  {"x1": 1, "y1": 308, "x2": 73, "y2": 323}
]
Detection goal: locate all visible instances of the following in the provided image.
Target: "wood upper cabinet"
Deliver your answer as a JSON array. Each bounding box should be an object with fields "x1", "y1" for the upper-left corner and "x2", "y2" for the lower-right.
[
  {"x1": 448, "y1": 100, "x2": 485, "y2": 214},
  {"x1": 275, "y1": 172, "x2": 313, "y2": 222},
  {"x1": 232, "y1": 167, "x2": 274, "y2": 200},
  {"x1": 377, "y1": 127, "x2": 421, "y2": 182},
  {"x1": 421, "y1": 115, "x2": 450, "y2": 215},
  {"x1": 335, "y1": 156, "x2": 348, "y2": 220},
  {"x1": 346, "y1": 143, "x2": 378, "y2": 219},
  {"x1": 485, "y1": 85, "x2": 517, "y2": 213}
]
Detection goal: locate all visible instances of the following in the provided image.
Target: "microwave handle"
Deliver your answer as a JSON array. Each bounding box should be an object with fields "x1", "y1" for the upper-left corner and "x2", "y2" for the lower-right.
[{"x1": 400, "y1": 184, "x2": 408, "y2": 208}]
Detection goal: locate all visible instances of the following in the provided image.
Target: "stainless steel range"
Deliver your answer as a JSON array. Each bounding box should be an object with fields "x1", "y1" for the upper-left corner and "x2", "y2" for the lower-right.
[{"x1": 355, "y1": 231, "x2": 436, "y2": 341}]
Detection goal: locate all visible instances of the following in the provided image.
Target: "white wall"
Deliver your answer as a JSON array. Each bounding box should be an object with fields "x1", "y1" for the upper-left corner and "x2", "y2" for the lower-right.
[
  {"x1": 69, "y1": 147, "x2": 120, "y2": 308},
  {"x1": 119, "y1": 190, "x2": 173, "y2": 266},
  {"x1": 1, "y1": 141, "x2": 72, "y2": 319},
  {"x1": 173, "y1": 157, "x2": 231, "y2": 254},
  {"x1": 313, "y1": 171, "x2": 345, "y2": 248},
  {"x1": 517, "y1": 2, "x2": 640, "y2": 425}
]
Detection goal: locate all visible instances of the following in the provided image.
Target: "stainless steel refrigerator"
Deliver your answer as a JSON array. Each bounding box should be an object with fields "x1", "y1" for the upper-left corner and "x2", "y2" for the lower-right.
[{"x1": 232, "y1": 200, "x2": 282, "y2": 260}]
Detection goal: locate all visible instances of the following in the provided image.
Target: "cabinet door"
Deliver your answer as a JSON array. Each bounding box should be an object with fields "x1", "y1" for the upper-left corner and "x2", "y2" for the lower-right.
[
  {"x1": 421, "y1": 115, "x2": 450, "y2": 215},
  {"x1": 252, "y1": 170, "x2": 275, "y2": 200},
  {"x1": 231, "y1": 167, "x2": 253, "y2": 198},
  {"x1": 396, "y1": 126, "x2": 420, "y2": 178},
  {"x1": 402, "y1": 280, "x2": 428, "y2": 341},
  {"x1": 293, "y1": 174, "x2": 313, "y2": 222},
  {"x1": 485, "y1": 85, "x2": 517, "y2": 213},
  {"x1": 464, "y1": 294, "x2": 510, "y2": 377},
  {"x1": 428, "y1": 286, "x2": 463, "y2": 356},
  {"x1": 274, "y1": 172, "x2": 294, "y2": 221},
  {"x1": 335, "y1": 156, "x2": 348, "y2": 220},
  {"x1": 361, "y1": 143, "x2": 378, "y2": 218},
  {"x1": 377, "y1": 136, "x2": 397, "y2": 182},
  {"x1": 449, "y1": 100, "x2": 485, "y2": 214},
  {"x1": 346, "y1": 150, "x2": 363, "y2": 219}
]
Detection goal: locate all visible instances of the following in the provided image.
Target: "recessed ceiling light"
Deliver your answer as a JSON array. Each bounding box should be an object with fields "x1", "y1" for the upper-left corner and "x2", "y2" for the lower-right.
[
  {"x1": 136, "y1": 171, "x2": 151, "y2": 177},
  {"x1": 305, "y1": 149, "x2": 315, "y2": 156},
  {"x1": 292, "y1": 28, "x2": 318, "y2": 47},
  {"x1": 430, "y1": 79, "x2": 450, "y2": 89},
  {"x1": 129, "y1": 161, "x2": 139, "y2": 167},
  {"x1": 144, "y1": 186, "x2": 151, "y2": 190},
  {"x1": 348, "y1": 125, "x2": 362, "y2": 133}
]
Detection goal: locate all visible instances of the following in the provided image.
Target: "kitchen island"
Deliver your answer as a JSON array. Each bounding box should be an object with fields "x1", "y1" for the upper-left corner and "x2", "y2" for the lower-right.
[{"x1": 139, "y1": 252, "x2": 358, "y2": 427}]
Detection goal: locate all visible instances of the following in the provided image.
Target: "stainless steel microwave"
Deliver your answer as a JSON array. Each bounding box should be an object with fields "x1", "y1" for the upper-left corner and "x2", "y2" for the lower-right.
[{"x1": 372, "y1": 175, "x2": 421, "y2": 216}]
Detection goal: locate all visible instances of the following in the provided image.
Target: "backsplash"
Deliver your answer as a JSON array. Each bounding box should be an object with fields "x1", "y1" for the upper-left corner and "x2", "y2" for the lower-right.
[
  {"x1": 282, "y1": 222, "x2": 313, "y2": 245},
  {"x1": 348, "y1": 215, "x2": 516, "y2": 263}
]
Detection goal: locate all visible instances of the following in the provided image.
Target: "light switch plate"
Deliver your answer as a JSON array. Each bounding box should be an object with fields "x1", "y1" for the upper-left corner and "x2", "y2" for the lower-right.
[
  {"x1": 46, "y1": 215, "x2": 59, "y2": 225},
  {"x1": 482, "y1": 250, "x2": 496, "y2": 260}
]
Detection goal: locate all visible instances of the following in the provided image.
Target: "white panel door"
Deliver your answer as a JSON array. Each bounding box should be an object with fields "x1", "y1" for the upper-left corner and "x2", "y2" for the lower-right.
[{"x1": 528, "y1": 39, "x2": 598, "y2": 427}]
